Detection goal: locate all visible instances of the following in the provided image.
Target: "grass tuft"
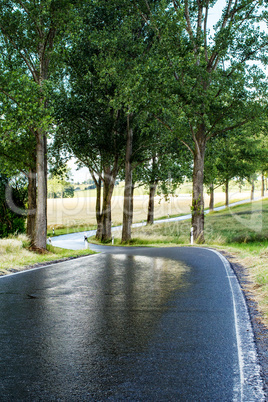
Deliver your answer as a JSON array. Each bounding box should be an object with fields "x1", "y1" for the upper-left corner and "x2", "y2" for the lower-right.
[{"x1": 0, "y1": 235, "x2": 95, "y2": 275}]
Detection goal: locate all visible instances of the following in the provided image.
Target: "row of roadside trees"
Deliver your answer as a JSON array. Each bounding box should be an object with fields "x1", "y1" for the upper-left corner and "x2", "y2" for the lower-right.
[{"x1": 0, "y1": 0, "x2": 268, "y2": 249}]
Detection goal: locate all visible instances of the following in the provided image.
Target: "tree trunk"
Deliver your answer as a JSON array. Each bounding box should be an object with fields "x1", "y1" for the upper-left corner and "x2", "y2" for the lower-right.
[
  {"x1": 191, "y1": 132, "x2": 206, "y2": 243},
  {"x1": 95, "y1": 177, "x2": 102, "y2": 239},
  {"x1": 100, "y1": 166, "x2": 115, "y2": 242},
  {"x1": 33, "y1": 129, "x2": 47, "y2": 250},
  {"x1": 261, "y1": 173, "x2": 265, "y2": 197},
  {"x1": 225, "y1": 179, "x2": 229, "y2": 207},
  {"x1": 26, "y1": 168, "x2": 37, "y2": 243},
  {"x1": 209, "y1": 183, "x2": 214, "y2": 211},
  {"x1": 147, "y1": 182, "x2": 157, "y2": 224},
  {"x1": 122, "y1": 114, "x2": 133, "y2": 243},
  {"x1": 251, "y1": 180, "x2": 255, "y2": 201},
  {"x1": 130, "y1": 183, "x2": 134, "y2": 227}
]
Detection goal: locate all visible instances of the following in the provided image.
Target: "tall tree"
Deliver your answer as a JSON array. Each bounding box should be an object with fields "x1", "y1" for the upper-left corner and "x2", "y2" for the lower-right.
[
  {"x1": 134, "y1": 0, "x2": 268, "y2": 242},
  {"x1": 52, "y1": 3, "x2": 128, "y2": 241},
  {"x1": 0, "y1": 0, "x2": 78, "y2": 250}
]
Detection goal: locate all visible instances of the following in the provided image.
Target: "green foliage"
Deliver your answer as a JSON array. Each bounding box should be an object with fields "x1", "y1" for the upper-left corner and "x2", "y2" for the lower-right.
[
  {"x1": 47, "y1": 169, "x2": 74, "y2": 198},
  {"x1": 0, "y1": 175, "x2": 27, "y2": 238}
]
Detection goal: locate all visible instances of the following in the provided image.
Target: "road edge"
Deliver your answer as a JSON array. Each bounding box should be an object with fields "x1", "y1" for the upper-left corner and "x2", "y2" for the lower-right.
[{"x1": 209, "y1": 248, "x2": 266, "y2": 401}]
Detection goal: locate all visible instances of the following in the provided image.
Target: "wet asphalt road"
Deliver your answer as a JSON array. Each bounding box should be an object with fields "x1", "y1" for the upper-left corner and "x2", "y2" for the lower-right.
[{"x1": 0, "y1": 246, "x2": 265, "y2": 401}]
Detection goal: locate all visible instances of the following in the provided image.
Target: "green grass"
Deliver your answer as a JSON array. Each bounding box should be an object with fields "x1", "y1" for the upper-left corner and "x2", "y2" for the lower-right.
[
  {"x1": 113, "y1": 198, "x2": 267, "y2": 246},
  {"x1": 0, "y1": 235, "x2": 96, "y2": 275},
  {"x1": 153, "y1": 212, "x2": 188, "y2": 221}
]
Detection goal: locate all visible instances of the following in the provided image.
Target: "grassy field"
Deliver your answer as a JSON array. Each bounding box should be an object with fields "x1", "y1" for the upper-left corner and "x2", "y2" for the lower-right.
[{"x1": 0, "y1": 235, "x2": 95, "y2": 275}]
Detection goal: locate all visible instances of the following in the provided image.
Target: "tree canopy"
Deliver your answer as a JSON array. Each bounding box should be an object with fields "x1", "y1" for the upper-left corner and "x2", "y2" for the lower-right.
[{"x1": 1, "y1": 0, "x2": 268, "y2": 244}]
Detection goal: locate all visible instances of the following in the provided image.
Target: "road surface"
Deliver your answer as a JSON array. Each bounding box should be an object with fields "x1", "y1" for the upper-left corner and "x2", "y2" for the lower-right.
[{"x1": 0, "y1": 246, "x2": 265, "y2": 400}]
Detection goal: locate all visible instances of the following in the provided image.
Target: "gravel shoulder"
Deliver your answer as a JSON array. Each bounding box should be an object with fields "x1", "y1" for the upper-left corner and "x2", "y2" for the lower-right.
[{"x1": 220, "y1": 250, "x2": 268, "y2": 395}]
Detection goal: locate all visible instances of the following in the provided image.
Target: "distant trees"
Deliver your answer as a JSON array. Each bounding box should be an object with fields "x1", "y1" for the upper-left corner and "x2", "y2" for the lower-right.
[
  {"x1": 47, "y1": 170, "x2": 74, "y2": 199},
  {"x1": 204, "y1": 126, "x2": 268, "y2": 209}
]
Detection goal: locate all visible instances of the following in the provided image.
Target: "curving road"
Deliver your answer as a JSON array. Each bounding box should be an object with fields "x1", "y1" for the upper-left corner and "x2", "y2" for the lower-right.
[
  {"x1": 49, "y1": 197, "x2": 261, "y2": 251},
  {"x1": 0, "y1": 246, "x2": 265, "y2": 400}
]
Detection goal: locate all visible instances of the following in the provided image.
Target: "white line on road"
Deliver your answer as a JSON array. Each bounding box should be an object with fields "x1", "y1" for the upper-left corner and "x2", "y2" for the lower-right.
[{"x1": 209, "y1": 249, "x2": 265, "y2": 401}]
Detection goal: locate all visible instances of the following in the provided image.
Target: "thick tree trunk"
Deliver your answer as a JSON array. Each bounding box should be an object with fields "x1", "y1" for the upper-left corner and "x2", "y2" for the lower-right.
[
  {"x1": 251, "y1": 180, "x2": 255, "y2": 201},
  {"x1": 100, "y1": 166, "x2": 116, "y2": 242},
  {"x1": 191, "y1": 131, "x2": 206, "y2": 243},
  {"x1": 26, "y1": 168, "x2": 37, "y2": 243},
  {"x1": 33, "y1": 129, "x2": 47, "y2": 250},
  {"x1": 225, "y1": 179, "x2": 229, "y2": 207},
  {"x1": 209, "y1": 183, "x2": 214, "y2": 211},
  {"x1": 147, "y1": 182, "x2": 157, "y2": 224},
  {"x1": 122, "y1": 114, "x2": 133, "y2": 243},
  {"x1": 95, "y1": 177, "x2": 102, "y2": 239},
  {"x1": 261, "y1": 173, "x2": 265, "y2": 197}
]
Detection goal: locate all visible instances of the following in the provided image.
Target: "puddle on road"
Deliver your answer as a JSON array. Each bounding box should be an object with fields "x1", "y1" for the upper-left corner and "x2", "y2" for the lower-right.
[
  {"x1": 90, "y1": 254, "x2": 191, "y2": 355},
  {"x1": 0, "y1": 253, "x2": 192, "y2": 400}
]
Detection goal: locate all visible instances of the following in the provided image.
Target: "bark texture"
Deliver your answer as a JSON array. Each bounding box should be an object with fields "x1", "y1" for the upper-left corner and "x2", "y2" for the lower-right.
[
  {"x1": 209, "y1": 183, "x2": 214, "y2": 211},
  {"x1": 122, "y1": 114, "x2": 133, "y2": 243},
  {"x1": 191, "y1": 130, "x2": 206, "y2": 243},
  {"x1": 251, "y1": 180, "x2": 255, "y2": 201},
  {"x1": 147, "y1": 183, "x2": 157, "y2": 225},
  {"x1": 33, "y1": 130, "x2": 47, "y2": 250},
  {"x1": 225, "y1": 179, "x2": 229, "y2": 207},
  {"x1": 261, "y1": 173, "x2": 265, "y2": 197},
  {"x1": 100, "y1": 166, "x2": 117, "y2": 242},
  {"x1": 26, "y1": 168, "x2": 37, "y2": 243},
  {"x1": 95, "y1": 177, "x2": 102, "y2": 239}
]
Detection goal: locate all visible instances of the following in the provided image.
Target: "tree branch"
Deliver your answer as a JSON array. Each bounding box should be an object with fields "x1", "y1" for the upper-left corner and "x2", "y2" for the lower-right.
[
  {"x1": 0, "y1": 88, "x2": 19, "y2": 104},
  {"x1": 0, "y1": 24, "x2": 39, "y2": 82},
  {"x1": 153, "y1": 114, "x2": 194, "y2": 155},
  {"x1": 184, "y1": 0, "x2": 194, "y2": 42},
  {"x1": 204, "y1": 2, "x2": 209, "y2": 62}
]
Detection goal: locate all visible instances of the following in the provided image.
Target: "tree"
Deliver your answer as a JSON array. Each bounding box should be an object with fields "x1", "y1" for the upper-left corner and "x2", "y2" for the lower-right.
[
  {"x1": 0, "y1": 50, "x2": 39, "y2": 241},
  {"x1": 204, "y1": 126, "x2": 268, "y2": 208},
  {"x1": 133, "y1": 0, "x2": 268, "y2": 242},
  {"x1": 134, "y1": 130, "x2": 192, "y2": 224},
  {"x1": 47, "y1": 169, "x2": 74, "y2": 199},
  {"x1": 0, "y1": 0, "x2": 78, "y2": 250},
  {"x1": 53, "y1": 42, "x2": 126, "y2": 241}
]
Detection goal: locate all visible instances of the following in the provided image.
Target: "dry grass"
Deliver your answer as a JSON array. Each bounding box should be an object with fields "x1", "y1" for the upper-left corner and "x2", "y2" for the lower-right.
[
  {"x1": 214, "y1": 244, "x2": 268, "y2": 323},
  {"x1": 47, "y1": 190, "x2": 254, "y2": 230},
  {"x1": 0, "y1": 235, "x2": 95, "y2": 275}
]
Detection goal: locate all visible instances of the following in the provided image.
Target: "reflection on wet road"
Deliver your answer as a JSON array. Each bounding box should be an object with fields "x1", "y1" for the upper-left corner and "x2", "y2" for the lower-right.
[{"x1": 0, "y1": 247, "x2": 264, "y2": 400}]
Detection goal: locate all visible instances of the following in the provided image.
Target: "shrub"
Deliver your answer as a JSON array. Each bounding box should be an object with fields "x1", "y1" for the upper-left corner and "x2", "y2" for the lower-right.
[{"x1": 0, "y1": 175, "x2": 27, "y2": 238}]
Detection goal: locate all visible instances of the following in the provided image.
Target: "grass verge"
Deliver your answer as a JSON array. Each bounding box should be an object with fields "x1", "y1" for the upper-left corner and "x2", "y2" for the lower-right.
[{"x1": 0, "y1": 234, "x2": 95, "y2": 276}]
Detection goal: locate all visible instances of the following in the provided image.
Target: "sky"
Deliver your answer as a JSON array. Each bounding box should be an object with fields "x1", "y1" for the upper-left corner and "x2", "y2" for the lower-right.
[{"x1": 68, "y1": 158, "x2": 90, "y2": 183}]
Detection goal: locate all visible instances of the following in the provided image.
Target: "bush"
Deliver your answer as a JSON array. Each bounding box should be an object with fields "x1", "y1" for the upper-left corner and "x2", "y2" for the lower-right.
[{"x1": 0, "y1": 175, "x2": 27, "y2": 238}]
